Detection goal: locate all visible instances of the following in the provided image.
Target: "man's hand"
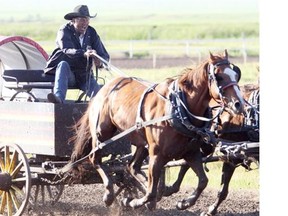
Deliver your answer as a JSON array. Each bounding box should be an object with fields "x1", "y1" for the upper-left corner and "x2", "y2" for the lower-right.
[
  {"x1": 84, "y1": 49, "x2": 103, "y2": 67},
  {"x1": 84, "y1": 49, "x2": 96, "y2": 58}
]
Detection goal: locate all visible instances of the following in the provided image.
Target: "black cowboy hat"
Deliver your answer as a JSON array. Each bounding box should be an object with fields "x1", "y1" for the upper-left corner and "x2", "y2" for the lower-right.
[{"x1": 64, "y1": 5, "x2": 97, "y2": 20}]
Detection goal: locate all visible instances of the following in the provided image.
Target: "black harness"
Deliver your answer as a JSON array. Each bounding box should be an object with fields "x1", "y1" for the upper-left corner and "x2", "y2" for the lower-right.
[{"x1": 165, "y1": 80, "x2": 213, "y2": 137}]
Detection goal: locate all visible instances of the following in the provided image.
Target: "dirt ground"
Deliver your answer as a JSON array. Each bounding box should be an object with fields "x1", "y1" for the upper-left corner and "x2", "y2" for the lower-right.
[
  {"x1": 25, "y1": 184, "x2": 259, "y2": 216},
  {"x1": 110, "y1": 56, "x2": 259, "y2": 69}
]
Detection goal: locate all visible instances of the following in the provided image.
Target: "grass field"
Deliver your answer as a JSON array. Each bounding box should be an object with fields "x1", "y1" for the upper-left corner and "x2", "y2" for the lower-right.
[
  {"x1": 0, "y1": 0, "x2": 259, "y2": 42},
  {"x1": 165, "y1": 162, "x2": 259, "y2": 190},
  {"x1": 95, "y1": 62, "x2": 259, "y2": 85}
]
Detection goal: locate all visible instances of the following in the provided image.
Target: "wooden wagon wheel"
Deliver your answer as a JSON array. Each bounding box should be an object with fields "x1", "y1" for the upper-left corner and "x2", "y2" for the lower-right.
[
  {"x1": 0, "y1": 143, "x2": 31, "y2": 216},
  {"x1": 28, "y1": 184, "x2": 64, "y2": 206}
]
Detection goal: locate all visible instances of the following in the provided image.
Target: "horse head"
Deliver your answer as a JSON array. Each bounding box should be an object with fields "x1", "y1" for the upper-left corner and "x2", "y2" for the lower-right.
[{"x1": 207, "y1": 50, "x2": 244, "y2": 115}]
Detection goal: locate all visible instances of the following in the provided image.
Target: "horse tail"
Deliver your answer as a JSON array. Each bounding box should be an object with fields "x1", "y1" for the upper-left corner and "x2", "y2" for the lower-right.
[{"x1": 70, "y1": 104, "x2": 94, "y2": 163}]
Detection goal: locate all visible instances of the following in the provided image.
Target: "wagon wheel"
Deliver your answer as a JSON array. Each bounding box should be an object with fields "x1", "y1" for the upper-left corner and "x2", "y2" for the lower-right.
[
  {"x1": 0, "y1": 143, "x2": 31, "y2": 216},
  {"x1": 28, "y1": 184, "x2": 64, "y2": 206}
]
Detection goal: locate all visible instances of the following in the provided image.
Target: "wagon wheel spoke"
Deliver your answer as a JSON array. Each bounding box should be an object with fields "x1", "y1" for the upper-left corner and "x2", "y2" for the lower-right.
[
  {"x1": 11, "y1": 161, "x2": 24, "y2": 178},
  {"x1": 46, "y1": 185, "x2": 64, "y2": 204},
  {"x1": 6, "y1": 191, "x2": 13, "y2": 215},
  {"x1": 5, "y1": 146, "x2": 11, "y2": 172},
  {"x1": 9, "y1": 150, "x2": 18, "y2": 173},
  {"x1": 0, "y1": 143, "x2": 31, "y2": 216},
  {"x1": 10, "y1": 189, "x2": 21, "y2": 211},
  {"x1": 29, "y1": 184, "x2": 64, "y2": 206},
  {"x1": 41, "y1": 185, "x2": 45, "y2": 204},
  {"x1": 0, "y1": 152, "x2": 5, "y2": 172},
  {"x1": 0, "y1": 191, "x2": 7, "y2": 214}
]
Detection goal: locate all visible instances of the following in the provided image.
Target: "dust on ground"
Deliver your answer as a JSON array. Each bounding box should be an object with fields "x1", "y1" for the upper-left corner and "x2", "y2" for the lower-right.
[{"x1": 26, "y1": 184, "x2": 259, "y2": 216}]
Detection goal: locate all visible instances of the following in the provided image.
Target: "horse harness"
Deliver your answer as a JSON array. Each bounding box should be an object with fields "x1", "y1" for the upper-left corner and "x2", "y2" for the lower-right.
[{"x1": 211, "y1": 88, "x2": 259, "y2": 142}]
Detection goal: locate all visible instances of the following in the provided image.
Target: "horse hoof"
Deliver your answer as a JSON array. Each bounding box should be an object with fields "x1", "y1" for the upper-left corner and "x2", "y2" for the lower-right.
[
  {"x1": 176, "y1": 200, "x2": 190, "y2": 210},
  {"x1": 145, "y1": 200, "x2": 156, "y2": 211},
  {"x1": 103, "y1": 192, "x2": 115, "y2": 207},
  {"x1": 121, "y1": 197, "x2": 132, "y2": 207}
]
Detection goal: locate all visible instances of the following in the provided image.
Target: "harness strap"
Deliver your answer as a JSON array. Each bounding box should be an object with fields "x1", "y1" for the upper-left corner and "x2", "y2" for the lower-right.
[
  {"x1": 59, "y1": 113, "x2": 174, "y2": 174},
  {"x1": 97, "y1": 114, "x2": 173, "y2": 150},
  {"x1": 169, "y1": 80, "x2": 223, "y2": 122}
]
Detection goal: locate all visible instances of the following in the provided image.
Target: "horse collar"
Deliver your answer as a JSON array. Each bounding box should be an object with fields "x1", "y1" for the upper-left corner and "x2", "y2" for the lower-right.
[{"x1": 166, "y1": 80, "x2": 211, "y2": 137}]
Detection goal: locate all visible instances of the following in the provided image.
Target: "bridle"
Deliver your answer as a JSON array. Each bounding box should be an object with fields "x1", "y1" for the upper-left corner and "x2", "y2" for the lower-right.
[{"x1": 207, "y1": 60, "x2": 240, "y2": 104}]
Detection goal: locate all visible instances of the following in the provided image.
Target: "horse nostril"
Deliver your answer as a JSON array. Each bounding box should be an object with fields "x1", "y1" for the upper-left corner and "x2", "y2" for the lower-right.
[{"x1": 234, "y1": 101, "x2": 242, "y2": 112}]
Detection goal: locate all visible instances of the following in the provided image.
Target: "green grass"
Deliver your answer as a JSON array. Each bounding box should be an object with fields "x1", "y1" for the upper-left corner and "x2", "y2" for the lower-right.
[
  {"x1": 0, "y1": 20, "x2": 258, "y2": 42},
  {"x1": 99, "y1": 62, "x2": 259, "y2": 85},
  {"x1": 165, "y1": 162, "x2": 259, "y2": 190}
]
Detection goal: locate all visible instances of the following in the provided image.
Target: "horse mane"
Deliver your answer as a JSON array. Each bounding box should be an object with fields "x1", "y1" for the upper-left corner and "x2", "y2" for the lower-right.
[
  {"x1": 178, "y1": 60, "x2": 209, "y2": 92},
  {"x1": 69, "y1": 103, "x2": 93, "y2": 162},
  {"x1": 177, "y1": 52, "x2": 230, "y2": 93}
]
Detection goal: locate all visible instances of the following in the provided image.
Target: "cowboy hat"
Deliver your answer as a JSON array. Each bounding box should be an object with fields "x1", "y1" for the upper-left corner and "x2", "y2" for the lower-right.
[{"x1": 64, "y1": 5, "x2": 97, "y2": 20}]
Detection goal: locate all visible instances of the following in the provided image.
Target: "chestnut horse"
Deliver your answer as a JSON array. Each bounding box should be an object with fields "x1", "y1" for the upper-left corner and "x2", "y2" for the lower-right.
[
  {"x1": 69, "y1": 50, "x2": 245, "y2": 210},
  {"x1": 162, "y1": 84, "x2": 259, "y2": 215}
]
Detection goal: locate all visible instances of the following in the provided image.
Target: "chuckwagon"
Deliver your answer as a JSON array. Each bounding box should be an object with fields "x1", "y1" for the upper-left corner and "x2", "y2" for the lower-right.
[{"x1": 0, "y1": 36, "x2": 259, "y2": 216}]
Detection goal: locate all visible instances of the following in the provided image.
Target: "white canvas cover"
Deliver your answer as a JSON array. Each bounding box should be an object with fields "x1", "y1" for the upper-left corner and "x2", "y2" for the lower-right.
[
  {"x1": 0, "y1": 36, "x2": 50, "y2": 100},
  {"x1": 0, "y1": 35, "x2": 48, "y2": 71}
]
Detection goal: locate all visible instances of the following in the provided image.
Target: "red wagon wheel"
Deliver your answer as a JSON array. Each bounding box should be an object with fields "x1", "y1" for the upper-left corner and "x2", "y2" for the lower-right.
[{"x1": 0, "y1": 143, "x2": 31, "y2": 216}]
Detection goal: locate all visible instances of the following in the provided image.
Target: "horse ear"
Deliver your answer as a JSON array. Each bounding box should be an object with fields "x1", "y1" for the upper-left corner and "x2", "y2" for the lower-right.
[
  {"x1": 223, "y1": 49, "x2": 228, "y2": 59},
  {"x1": 209, "y1": 51, "x2": 215, "y2": 60}
]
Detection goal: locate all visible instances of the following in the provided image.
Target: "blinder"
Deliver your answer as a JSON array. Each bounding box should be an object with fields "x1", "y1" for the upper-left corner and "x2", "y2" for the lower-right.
[{"x1": 231, "y1": 64, "x2": 241, "y2": 82}]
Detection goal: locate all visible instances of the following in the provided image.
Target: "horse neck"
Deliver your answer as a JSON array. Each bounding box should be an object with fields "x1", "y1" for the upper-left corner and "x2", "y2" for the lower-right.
[
  {"x1": 184, "y1": 83, "x2": 211, "y2": 127},
  {"x1": 179, "y1": 64, "x2": 211, "y2": 127}
]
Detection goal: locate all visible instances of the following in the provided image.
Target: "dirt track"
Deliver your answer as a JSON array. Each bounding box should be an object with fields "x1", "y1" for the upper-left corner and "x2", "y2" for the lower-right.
[
  {"x1": 26, "y1": 184, "x2": 259, "y2": 216},
  {"x1": 111, "y1": 56, "x2": 259, "y2": 69}
]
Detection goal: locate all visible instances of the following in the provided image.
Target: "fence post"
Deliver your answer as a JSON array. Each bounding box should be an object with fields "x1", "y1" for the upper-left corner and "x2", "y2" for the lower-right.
[
  {"x1": 241, "y1": 32, "x2": 247, "y2": 64},
  {"x1": 185, "y1": 41, "x2": 190, "y2": 56},
  {"x1": 153, "y1": 53, "x2": 157, "y2": 68},
  {"x1": 129, "y1": 40, "x2": 133, "y2": 58}
]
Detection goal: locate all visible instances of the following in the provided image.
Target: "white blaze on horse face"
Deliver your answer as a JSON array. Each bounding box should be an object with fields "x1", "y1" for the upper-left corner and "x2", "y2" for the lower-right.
[{"x1": 223, "y1": 68, "x2": 244, "y2": 103}]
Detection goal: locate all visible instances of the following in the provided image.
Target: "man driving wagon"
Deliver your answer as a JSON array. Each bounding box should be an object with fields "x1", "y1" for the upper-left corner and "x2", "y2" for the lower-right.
[{"x1": 45, "y1": 5, "x2": 109, "y2": 103}]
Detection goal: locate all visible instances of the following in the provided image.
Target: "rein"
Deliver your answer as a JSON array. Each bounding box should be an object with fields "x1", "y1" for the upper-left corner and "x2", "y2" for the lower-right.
[{"x1": 59, "y1": 112, "x2": 174, "y2": 174}]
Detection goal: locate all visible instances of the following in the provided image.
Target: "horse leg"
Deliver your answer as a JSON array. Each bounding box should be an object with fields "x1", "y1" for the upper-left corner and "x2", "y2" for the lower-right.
[
  {"x1": 176, "y1": 151, "x2": 208, "y2": 210},
  {"x1": 201, "y1": 162, "x2": 236, "y2": 216},
  {"x1": 125, "y1": 154, "x2": 166, "y2": 210},
  {"x1": 127, "y1": 146, "x2": 149, "y2": 193},
  {"x1": 163, "y1": 164, "x2": 189, "y2": 196},
  {"x1": 91, "y1": 155, "x2": 115, "y2": 207}
]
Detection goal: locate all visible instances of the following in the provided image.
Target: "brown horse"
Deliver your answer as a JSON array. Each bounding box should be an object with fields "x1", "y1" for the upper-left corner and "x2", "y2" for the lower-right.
[
  {"x1": 69, "y1": 50, "x2": 245, "y2": 210},
  {"x1": 162, "y1": 84, "x2": 259, "y2": 215}
]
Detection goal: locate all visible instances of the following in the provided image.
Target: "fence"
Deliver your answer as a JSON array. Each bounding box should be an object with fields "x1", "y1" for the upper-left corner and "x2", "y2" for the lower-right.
[{"x1": 105, "y1": 38, "x2": 259, "y2": 67}]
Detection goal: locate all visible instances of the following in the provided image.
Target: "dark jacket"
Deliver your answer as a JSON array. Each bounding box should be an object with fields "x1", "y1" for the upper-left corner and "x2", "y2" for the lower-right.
[{"x1": 44, "y1": 22, "x2": 109, "y2": 75}]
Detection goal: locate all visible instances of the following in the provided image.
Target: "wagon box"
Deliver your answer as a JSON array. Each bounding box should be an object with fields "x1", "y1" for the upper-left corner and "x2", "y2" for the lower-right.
[{"x1": 0, "y1": 101, "x2": 87, "y2": 156}]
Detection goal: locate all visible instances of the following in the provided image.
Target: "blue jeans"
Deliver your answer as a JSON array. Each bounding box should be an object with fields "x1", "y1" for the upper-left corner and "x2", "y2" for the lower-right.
[{"x1": 53, "y1": 61, "x2": 100, "y2": 102}]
